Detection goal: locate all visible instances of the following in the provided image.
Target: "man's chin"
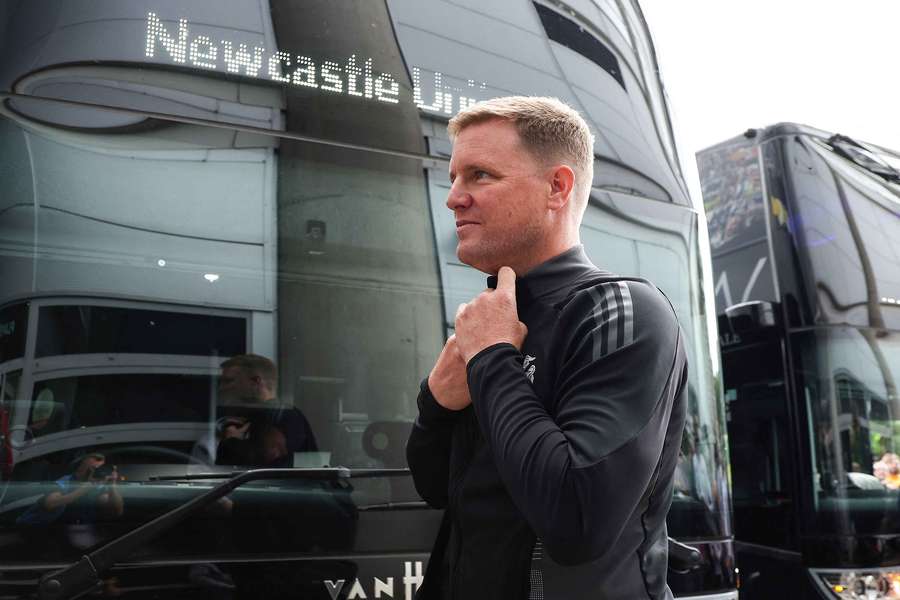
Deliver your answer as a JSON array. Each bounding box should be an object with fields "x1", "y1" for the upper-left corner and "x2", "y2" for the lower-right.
[{"x1": 456, "y1": 246, "x2": 496, "y2": 274}]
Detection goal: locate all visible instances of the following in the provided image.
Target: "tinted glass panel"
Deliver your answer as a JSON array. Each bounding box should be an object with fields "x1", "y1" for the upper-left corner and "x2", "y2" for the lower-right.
[
  {"x1": 721, "y1": 332, "x2": 795, "y2": 549},
  {"x1": 534, "y1": 3, "x2": 624, "y2": 88},
  {"x1": 0, "y1": 2, "x2": 724, "y2": 590},
  {"x1": 30, "y1": 373, "x2": 212, "y2": 434},
  {"x1": 785, "y1": 137, "x2": 900, "y2": 331},
  {"x1": 36, "y1": 305, "x2": 245, "y2": 357},
  {"x1": 795, "y1": 327, "x2": 900, "y2": 536},
  {"x1": 0, "y1": 303, "x2": 26, "y2": 363},
  {"x1": 0, "y1": 97, "x2": 441, "y2": 476}
]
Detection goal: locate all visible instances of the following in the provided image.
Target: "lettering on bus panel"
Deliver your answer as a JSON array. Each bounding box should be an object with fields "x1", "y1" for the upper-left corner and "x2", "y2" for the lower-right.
[
  {"x1": 145, "y1": 12, "x2": 488, "y2": 115},
  {"x1": 323, "y1": 561, "x2": 423, "y2": 600}
]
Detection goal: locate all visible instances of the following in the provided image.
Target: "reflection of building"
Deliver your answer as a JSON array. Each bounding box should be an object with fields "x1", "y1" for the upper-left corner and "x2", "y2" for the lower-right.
[{"x1": 833, "y1": 370, "x2": 892, "y2": 472}]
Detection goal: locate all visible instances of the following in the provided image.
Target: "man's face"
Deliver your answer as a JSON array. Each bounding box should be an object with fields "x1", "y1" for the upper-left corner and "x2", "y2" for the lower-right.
[
  {"x1": 218, "y1": 366, "x2": 260, "y2": 404},
  {"x1": 76, "y1": 456, "x2": 105, "y2": 481},
  {"x1": 447, "y1": 119, "x2": 551, "y2": 274}
]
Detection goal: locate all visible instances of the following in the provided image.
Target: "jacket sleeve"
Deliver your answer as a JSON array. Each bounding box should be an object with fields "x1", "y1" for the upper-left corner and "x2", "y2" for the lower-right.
[
  {"x1": 406, "y1": 378, "x2": 465, "y2": 509},
  {"x1": 467, "y1": 280, "x2": 687, "y2": 565}
]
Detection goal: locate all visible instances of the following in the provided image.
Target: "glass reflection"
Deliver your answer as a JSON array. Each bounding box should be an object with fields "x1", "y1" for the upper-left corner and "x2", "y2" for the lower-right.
[
  {"x1": 583, "y1": 193, "x2": 729, "y2": 539},
  {"x1": 787, "y1": 137, "x2": 900, "y2": 331},
  {"x1": 798, "y1": 328, "x2": 900, "y2": 536},
  {"x1": 0, "y1": 0, "x2": 726, "y2": 595}
]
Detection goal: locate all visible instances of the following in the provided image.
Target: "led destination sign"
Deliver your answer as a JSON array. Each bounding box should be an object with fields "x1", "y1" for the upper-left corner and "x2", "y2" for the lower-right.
[{"x1": 145, "y1": 12, "x2": 487, "y2": 115}]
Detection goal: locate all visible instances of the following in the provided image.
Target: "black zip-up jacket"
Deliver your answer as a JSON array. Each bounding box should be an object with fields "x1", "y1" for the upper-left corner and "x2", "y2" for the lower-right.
[{"x1": 407, "y1": 245, "x2": 687, "y2": 599}]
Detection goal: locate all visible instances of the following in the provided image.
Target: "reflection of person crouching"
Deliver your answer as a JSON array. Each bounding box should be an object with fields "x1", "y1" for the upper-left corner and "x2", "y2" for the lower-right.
[{"x1": 17, "y1": 453, "x2": 123, "y2": 552}]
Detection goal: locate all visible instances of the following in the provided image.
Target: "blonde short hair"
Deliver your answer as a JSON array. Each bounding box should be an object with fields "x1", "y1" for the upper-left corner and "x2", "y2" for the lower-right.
[
  {"x1": 448, "y1": 96, "x2": 595, "y2": 211},
  {"x1": 221, "y1": 354, "x2": 277, "y2": 390}
]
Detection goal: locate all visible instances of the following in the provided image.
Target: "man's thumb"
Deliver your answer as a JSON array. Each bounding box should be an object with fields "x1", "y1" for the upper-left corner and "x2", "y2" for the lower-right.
[{"x1": 497, "y1": 266, "x2": 517, "y2": 296}]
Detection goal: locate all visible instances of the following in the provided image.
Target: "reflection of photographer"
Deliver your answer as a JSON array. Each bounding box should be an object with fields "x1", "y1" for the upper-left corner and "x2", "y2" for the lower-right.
[{"x1": 17, "y1": 452, "x2": 123, "y2": 527}]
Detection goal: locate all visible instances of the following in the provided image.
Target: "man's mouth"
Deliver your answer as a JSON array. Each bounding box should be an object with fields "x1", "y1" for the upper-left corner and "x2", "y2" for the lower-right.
[{"x1": 456, "y1": 220, "x2": 478, "y2": 229}]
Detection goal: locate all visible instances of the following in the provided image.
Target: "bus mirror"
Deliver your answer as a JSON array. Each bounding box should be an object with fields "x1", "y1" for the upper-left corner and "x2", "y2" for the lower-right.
[{"x1": 723, "y1": 301, "x2": 777, "y2": 333}]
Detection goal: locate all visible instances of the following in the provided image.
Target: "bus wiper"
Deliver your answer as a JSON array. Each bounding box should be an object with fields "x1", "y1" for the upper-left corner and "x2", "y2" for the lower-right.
[
  {"x1": 668, "y1": 536, "x2": 703, "y2": 571},
  {"x1": 147, "y1": 467, "x2": 411, "y2": 482},
  {"x1": 37, "y1": 467, "x2": 350, "y2": 600},
  {"x1": 828, "y1": 134, "x2": 900, "y2": 182}
]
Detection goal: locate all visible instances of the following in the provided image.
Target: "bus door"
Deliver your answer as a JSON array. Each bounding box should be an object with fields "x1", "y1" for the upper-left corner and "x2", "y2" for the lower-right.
[{"x1": 719, "y1": 306, "x2": 802, "y2": 598}]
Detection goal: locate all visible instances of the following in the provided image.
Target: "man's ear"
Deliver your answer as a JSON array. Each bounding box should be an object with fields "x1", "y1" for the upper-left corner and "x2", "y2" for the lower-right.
[{"x1": 547, "y1": 165, "x2": 576, "y2": 211}]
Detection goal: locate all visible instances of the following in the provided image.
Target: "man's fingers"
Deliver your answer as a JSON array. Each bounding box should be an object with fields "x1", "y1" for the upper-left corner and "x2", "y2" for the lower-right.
[
  {"x1": 496, "y1": 266, "x2": 517, "y2": 297},
  {"x1": 446, "y1": 334, "x2": 462, "y2": 357}
]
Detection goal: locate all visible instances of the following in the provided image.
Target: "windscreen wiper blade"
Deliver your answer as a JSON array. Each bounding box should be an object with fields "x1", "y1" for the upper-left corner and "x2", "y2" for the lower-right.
[
  {"x1": 828, "y1": 134, "x2": 900, "y2": 182},
  {"x1": 147, "y1": 467, "x2": 411, "y2": 482},
  {"x1": 38, "y1": 467, "x2": 350, "y2": 600}
]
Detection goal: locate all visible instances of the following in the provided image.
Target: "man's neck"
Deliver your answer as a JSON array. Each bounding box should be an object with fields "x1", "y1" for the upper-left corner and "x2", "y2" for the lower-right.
[{"x1": 506, "y1": 240, "x2": 581, "y2": 277}]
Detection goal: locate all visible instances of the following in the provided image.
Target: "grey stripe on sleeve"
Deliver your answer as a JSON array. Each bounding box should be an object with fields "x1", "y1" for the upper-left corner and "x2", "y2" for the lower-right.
[
  {"x1": 610, "y1": 283, "x2": 625, "y2": 350},
  {"x1": 588, "y1": 287, "x2": 604, "y2": 360},
  {"x1": 590, "y1": 284, "x2": 620, "y2": 359},
  {"x1": 590, "y1": 283, "x2": 634, "y2": 359},
  {"x1": 618, "y1": 281, "x2": 634, "y2": 347}
]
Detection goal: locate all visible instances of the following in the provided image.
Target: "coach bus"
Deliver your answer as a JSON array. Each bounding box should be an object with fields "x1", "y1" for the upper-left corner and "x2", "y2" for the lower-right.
[
  {"x1": 0, "y1": 1, "x2": 734, "y2": 598},
  {"x1": 698, "y1": 124, "x2": 900, "y2": 599}
]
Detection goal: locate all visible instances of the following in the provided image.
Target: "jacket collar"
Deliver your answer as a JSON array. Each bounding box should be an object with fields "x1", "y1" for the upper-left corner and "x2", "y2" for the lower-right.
[{"x1": 486, "y1": 245, "x2": 607, "y2": 306}]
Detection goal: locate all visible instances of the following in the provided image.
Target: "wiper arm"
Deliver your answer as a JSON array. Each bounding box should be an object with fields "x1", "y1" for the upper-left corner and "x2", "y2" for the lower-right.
[
  {"x1": 828, "y1": 134, "x2": 900, "y2": 182},
  {"x1": 147, "y1": 467, "x2": 411, "y2": 482},
  {"x1": 668, "y1": 536, "x2": 702, "y2": 572},
  {"x1": 38, "y1": 467, "x2": 350, "y2": 600},
  {"x1": 40, "y1": 464, "x2": 703, "y2": 597}
]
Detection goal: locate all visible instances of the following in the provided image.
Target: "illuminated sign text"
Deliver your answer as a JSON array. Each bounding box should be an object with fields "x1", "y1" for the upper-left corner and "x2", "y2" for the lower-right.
[{"x1": 145, "y1": 13, "x2": 487, "y2": 114}]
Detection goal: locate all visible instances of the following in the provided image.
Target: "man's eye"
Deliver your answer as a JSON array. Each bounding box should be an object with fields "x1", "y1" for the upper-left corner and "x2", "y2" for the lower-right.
[{"x1": 474, "y1": 170, "x2": 490, "y2": 180}]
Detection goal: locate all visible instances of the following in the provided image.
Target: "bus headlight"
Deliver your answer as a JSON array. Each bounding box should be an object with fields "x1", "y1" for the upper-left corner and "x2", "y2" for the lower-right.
[{"x1": 813, "y1": 568, "x2": 900, "y2": 599}]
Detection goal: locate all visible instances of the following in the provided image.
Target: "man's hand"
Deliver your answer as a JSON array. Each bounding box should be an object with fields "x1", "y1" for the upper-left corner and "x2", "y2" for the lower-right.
[
  {"x1": 427, "y1": 334, "x2": 471, "y2": 411},
  {"x1": 455, "y1": 266, "x2": 528, "y2": 363},
  {"x1": 104, "y1": 466, "x2": 120, "y2": 485},
  {"x1": 222, "y1": 419, "x2": 250, "y2": 440}
]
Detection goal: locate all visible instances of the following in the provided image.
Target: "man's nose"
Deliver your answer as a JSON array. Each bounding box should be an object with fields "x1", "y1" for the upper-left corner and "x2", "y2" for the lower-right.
[{"x1": 446, "y1": 182, "x2": 473, "y2": 211}]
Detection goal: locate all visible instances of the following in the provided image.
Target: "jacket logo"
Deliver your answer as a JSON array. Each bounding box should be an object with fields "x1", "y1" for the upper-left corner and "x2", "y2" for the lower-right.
[{"x1": 523, "y1": 354, "x2": 536, "y2": 383}]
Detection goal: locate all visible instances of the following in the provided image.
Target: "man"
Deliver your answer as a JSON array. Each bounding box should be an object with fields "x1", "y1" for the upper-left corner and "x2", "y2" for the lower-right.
[
  {"x1": 17, "y1": 452, "x2": 123, "y2": 528},
  {"x1": 406, "y1": 97, "x2": 687, "y2": 599},
  {"x1": 214, "y1": 354, "x2": 317, "y2": 467}
]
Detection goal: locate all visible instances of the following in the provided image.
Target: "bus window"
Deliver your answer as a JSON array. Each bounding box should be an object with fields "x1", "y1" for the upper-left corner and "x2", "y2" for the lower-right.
[
  {"x1": 36, "y1": 305, "x2": 246, "y2": 358},
  {"x1": 0, "y1": 304, "x2": 27, "y2": 363},
  {"x1": 795, "y1": 328, "x2": 900, "y2": 536}
]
